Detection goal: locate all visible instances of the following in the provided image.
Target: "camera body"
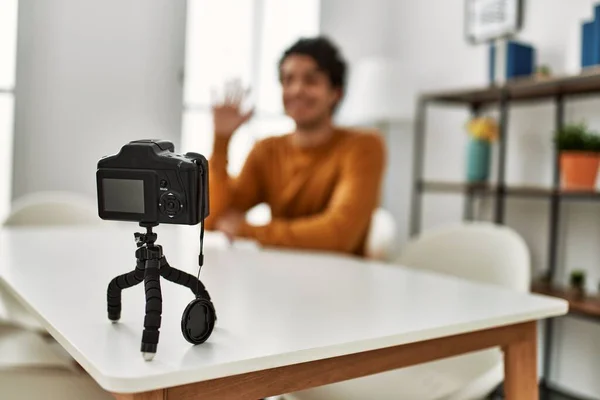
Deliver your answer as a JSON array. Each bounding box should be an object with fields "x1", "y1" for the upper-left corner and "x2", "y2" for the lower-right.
[{"x1": 96, "y1": 139, "x2": 209, "y2": 225}]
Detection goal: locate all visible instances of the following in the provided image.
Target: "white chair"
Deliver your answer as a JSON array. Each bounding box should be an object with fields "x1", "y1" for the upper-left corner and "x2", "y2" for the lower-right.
[
  {"x1": 364, "y1": 208, "x2": 397, "y2": 261},
  {"x1": 0, "y1": 191, "x2": 110, "y2": 399},
  {"x1": 287, "y1": 222, "x2": 530, "y2": 400},
  {"x1": 3, "y1": 191, "x2": 101, "y2": 226},
  {"x1": 246, "y1": 205, "x2": 398, "y2": 260},
  {"x1": 246, "y1": 203, "x2": 272, "y2": 226},
  {"x1": 1, "y1": 191, "x2": 101, "y2": 331},
  {"x1": 0, "y1": 369, "x2": 113, "y2": 400}
]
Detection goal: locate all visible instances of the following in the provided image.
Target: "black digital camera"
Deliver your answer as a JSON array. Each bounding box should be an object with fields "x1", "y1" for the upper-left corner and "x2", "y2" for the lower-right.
[
  {"x1": 98, "y1": 140, "x2": 216, "y2": 358},
  {"x1": 96, "y1": 139, "x2": 209, "y2": 225}
]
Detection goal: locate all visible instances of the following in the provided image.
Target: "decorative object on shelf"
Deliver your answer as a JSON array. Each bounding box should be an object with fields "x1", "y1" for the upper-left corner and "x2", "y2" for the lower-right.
[
  {"x1": 580, "y1": 3, "x2": 600, "y2": 69},
  {"x1": 464, "y1": 0, "x2": 527, "y2": 85},
  {"x1": 554, "y1": 123, "x2": 600, "y2": 190},
  {"x1": 582, "y1": 20, "x2": 595, "y2": 68},
  {"x1": 569, "y1": 269, "x2": 586, "y2": 299},
  {"x1": 489, "y1": 40, "x2": 536, "y2": 85},
  {"x1": 535, "y1": 65, "x2": 552, "y2": 79},
  {"x1": 465, "y1": 0, "x2": 524, "y2": 44},
  {"x1": 465, "y1": 116, "x2": 498, "y2": 182}
]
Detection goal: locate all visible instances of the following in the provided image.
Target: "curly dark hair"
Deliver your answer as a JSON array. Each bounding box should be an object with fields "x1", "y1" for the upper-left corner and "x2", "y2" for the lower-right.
[{"x1": 278, "y1": 36, "x2": 347, "y2": 93}]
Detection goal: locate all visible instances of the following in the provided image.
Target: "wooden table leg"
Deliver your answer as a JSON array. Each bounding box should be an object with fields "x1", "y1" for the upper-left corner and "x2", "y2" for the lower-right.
[
  {"x1": 112, "y1": 389, "x2": 166, "y2": 400},
  {"x1": 503, "y1": 322, "x2": 538, "y2": 400}
]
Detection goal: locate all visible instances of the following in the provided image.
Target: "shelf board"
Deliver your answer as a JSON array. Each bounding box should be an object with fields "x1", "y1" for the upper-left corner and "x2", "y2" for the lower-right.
[
  {"x1": 532, "y1": 281, "x2": 600, "y2": 320},
  {"x1": 420, "y1": 181, "x2": 495, "y2": 193},
  {"x1": 422, "y1": 68, "x2": 600, "y2": 106},
  {"x1": 420, "y1": 181, "x2": 600, "y2": 200}
]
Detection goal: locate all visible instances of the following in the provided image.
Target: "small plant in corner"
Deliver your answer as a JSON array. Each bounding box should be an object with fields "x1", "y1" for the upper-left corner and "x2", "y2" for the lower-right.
[
  {"x1": 536, "y1": 64, "x2": 552, "y2": 79},
  {"x1": 569, "y1": 269, "x2": 586, "y2": 299}
]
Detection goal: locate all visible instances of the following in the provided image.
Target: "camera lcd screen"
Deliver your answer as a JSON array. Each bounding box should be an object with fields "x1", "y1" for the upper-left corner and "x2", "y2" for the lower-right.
[{"x1": 102, "y1": 178, "x2": 145, "y2": 213}]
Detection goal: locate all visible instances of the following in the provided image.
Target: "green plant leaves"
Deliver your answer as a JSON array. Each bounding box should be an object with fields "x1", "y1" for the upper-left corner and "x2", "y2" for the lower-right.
[{"x1": 554, "y1": 123, "x2": 600, "y2": 152}]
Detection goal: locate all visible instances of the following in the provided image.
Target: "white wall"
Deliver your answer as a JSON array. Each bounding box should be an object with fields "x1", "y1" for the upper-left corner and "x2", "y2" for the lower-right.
[
  {"x1": 12, "y1": 0, "x2": 186, "y2": 201},
  {"x1": 321, "y1": 0, "x2": 412, "y2": 252},
  {"x1": 323, "y1": 0, "x2": 600, "y2": 397},
  {"x1": 0, "y1": 0, "x2": 18, "y2": 222},
  {"x1": 320, "y1": 0, "x2": 396, "y2": 61}
]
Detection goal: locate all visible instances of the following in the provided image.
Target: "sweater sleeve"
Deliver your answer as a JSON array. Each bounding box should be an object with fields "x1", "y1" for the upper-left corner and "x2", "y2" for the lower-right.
[
  {"x1": 236, "y1": 133, "x2": 386, "y2": 253},
  {"x1": 204, "y1": 134, "x2": 266, "y2": 230}
]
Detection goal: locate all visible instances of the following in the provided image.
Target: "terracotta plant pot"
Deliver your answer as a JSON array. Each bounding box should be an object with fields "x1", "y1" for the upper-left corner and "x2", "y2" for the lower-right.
[{"x1": 560, "y1": 151, "x2": 600, "y2": 190}]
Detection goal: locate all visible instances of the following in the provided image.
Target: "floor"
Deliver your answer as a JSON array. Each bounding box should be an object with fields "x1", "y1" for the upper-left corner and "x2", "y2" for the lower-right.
[
  {"x1": 489, "y1": 385, "x2": 594, "y2": 400},
  {"x1": 543, "y1": 389, "x2": 595, "y2": 400},
  {"x1": 547, "y1": 394, "x2": 577, "y2": 400}
]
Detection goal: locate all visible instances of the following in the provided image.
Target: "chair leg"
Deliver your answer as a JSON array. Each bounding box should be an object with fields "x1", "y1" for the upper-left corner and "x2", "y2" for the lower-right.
[{"x1": 488, "y1": 383, "x2": 504, "y2": 399}]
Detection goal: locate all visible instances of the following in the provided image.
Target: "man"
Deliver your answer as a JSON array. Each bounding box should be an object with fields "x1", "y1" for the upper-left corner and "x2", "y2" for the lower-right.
[{"x1": 205, "y1": 36, "x2": 386, "y2": 257}]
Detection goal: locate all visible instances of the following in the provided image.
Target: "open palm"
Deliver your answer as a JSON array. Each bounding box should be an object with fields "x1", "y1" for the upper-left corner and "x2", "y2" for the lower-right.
[{"x1": 212, "y1": 80, "x2": 254, "y2": 138}]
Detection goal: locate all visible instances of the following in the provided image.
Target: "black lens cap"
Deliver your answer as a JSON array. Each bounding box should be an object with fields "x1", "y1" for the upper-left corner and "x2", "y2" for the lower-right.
[{"x1": 181, "y1": 298, "x2": 216, "y2": 345}]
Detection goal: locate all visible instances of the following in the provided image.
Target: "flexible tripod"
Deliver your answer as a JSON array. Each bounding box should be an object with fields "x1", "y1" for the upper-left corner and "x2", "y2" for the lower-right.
[{"x1": 106, "y1": 223, "x2": 215, "y2": 361}]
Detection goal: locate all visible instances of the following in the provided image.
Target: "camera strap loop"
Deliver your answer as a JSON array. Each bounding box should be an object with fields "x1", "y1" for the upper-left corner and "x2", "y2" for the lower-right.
[
  {"x1": 197, "y1": 218, "x2": 205, "y2": 277},
  {"x1": 196, "y1": 169, "x2": 206, "y2": 296}
]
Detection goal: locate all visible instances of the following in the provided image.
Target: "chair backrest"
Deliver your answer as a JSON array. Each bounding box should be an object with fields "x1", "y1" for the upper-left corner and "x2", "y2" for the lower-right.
[
  {"x1": 245, "y1": 203, "x2": 272, "y2": 226},
  {"x1": 397, "y1": 222, "x2": 530, "y2": 292},
  {"x1": 3, "y1": 191, "x2": 101, "y2": 227},
  {"x1": 365, "y1": 208, "x2": 397, "y2": 261}
]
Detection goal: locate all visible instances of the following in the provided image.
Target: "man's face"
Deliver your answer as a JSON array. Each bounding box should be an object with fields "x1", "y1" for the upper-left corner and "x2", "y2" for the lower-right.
[{"x1": 280, "y1": 54, "x2": 341, "y2": 129}]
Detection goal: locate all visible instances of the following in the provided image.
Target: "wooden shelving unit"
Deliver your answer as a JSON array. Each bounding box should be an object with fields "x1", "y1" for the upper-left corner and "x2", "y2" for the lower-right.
[
  {"x1": 420, "y1": 180, "x2": 600, "y2": 200},
  {"x1": 410, "y1": 71, "x2": 600, "y2": 399},
  {"x1": 422, "y1": 67, "x2": 600, "y2": 106},
  {"x1": 532, "y1": 282, "x2": 600, "y2": 320}
]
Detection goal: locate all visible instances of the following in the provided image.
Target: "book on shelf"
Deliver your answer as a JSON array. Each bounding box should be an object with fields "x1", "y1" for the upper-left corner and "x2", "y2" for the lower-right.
[
  {"x1": 582, "y1": 20, "x2": 595, "y2": 68},
  {"x1": 489, "y1": 40, "x2": 535, "y2": 83}
]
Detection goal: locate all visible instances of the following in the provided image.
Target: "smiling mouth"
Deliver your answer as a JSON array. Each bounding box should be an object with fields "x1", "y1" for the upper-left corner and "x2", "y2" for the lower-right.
[{"x1": 287, "y1": 100, "x2": 312, "y2": 109}]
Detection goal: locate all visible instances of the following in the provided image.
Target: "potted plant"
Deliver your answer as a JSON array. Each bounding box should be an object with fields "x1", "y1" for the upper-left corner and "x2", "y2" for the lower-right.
[
  {"x1": 554, "y1": 123, "x2": 600, "y2": 190},
  {"x1": 465, "y1": 116, "x2": 498, "y2": 182},
  {"x1": 569, "y1": 269, "x2": 586, "y2": 299},
  {"x1": 535, "y1": 65, "x2": 552, "y2": 79}
]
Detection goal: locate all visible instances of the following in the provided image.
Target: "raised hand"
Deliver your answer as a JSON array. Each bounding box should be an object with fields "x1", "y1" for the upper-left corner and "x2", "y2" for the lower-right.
[{"x1": 211, "y1": 79, "x2": 254, "y2": 139}]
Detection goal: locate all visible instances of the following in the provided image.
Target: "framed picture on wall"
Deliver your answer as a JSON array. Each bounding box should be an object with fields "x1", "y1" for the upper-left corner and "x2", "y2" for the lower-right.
[{"x1": 465, "y1": 0, "x2": 524, "y2": 44}]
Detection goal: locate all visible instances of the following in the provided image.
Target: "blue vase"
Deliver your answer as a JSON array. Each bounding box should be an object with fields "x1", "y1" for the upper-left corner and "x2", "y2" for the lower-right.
[{"x1": 466, "y1": 138, "x2": 491, "y2": 182}]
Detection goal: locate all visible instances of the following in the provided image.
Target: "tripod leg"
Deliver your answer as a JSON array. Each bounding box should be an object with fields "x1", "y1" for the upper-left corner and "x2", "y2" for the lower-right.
[
  {"x1": 141, "y1": 258, "x2": 162, "y2": 361},
  {"x1": 159, "y1": 257, "x2": 211, "y2": 300},
  {"x1": 107, "y1": 260, "x2": 145, "y2": 321}
]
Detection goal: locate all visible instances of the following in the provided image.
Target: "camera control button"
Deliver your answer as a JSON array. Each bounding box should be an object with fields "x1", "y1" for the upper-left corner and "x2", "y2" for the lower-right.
[
  {"x1": 160, "y1": 180, "x2": 168, "y2": 188},
  {"x1": 160, "y1": 192, "x2": 183, "y2": 217},
  {"x1": 166, "y1": 200, "x2": 179, "y2": 212}
]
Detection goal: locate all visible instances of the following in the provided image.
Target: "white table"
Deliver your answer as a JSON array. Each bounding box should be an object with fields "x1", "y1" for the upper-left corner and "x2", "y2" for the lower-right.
[{"x1": 0, "y1": 226, "x2": 567, "y2": 400}]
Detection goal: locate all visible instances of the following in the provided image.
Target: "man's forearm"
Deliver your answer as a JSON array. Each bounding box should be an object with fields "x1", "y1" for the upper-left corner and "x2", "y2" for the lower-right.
[{"x1": 236, "y1": 213, "x2": 369, "y2": 254}]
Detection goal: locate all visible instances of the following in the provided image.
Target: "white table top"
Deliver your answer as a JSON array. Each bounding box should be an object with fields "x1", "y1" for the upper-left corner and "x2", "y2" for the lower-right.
[{"x1": 0, "y1": 226, "x2": 567, "y2": 394}]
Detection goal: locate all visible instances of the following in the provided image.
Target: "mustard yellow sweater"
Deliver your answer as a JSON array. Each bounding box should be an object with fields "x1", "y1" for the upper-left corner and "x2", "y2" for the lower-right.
[{"x1": 205, "y1": 128, "x2": 386, "y2": 256}]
